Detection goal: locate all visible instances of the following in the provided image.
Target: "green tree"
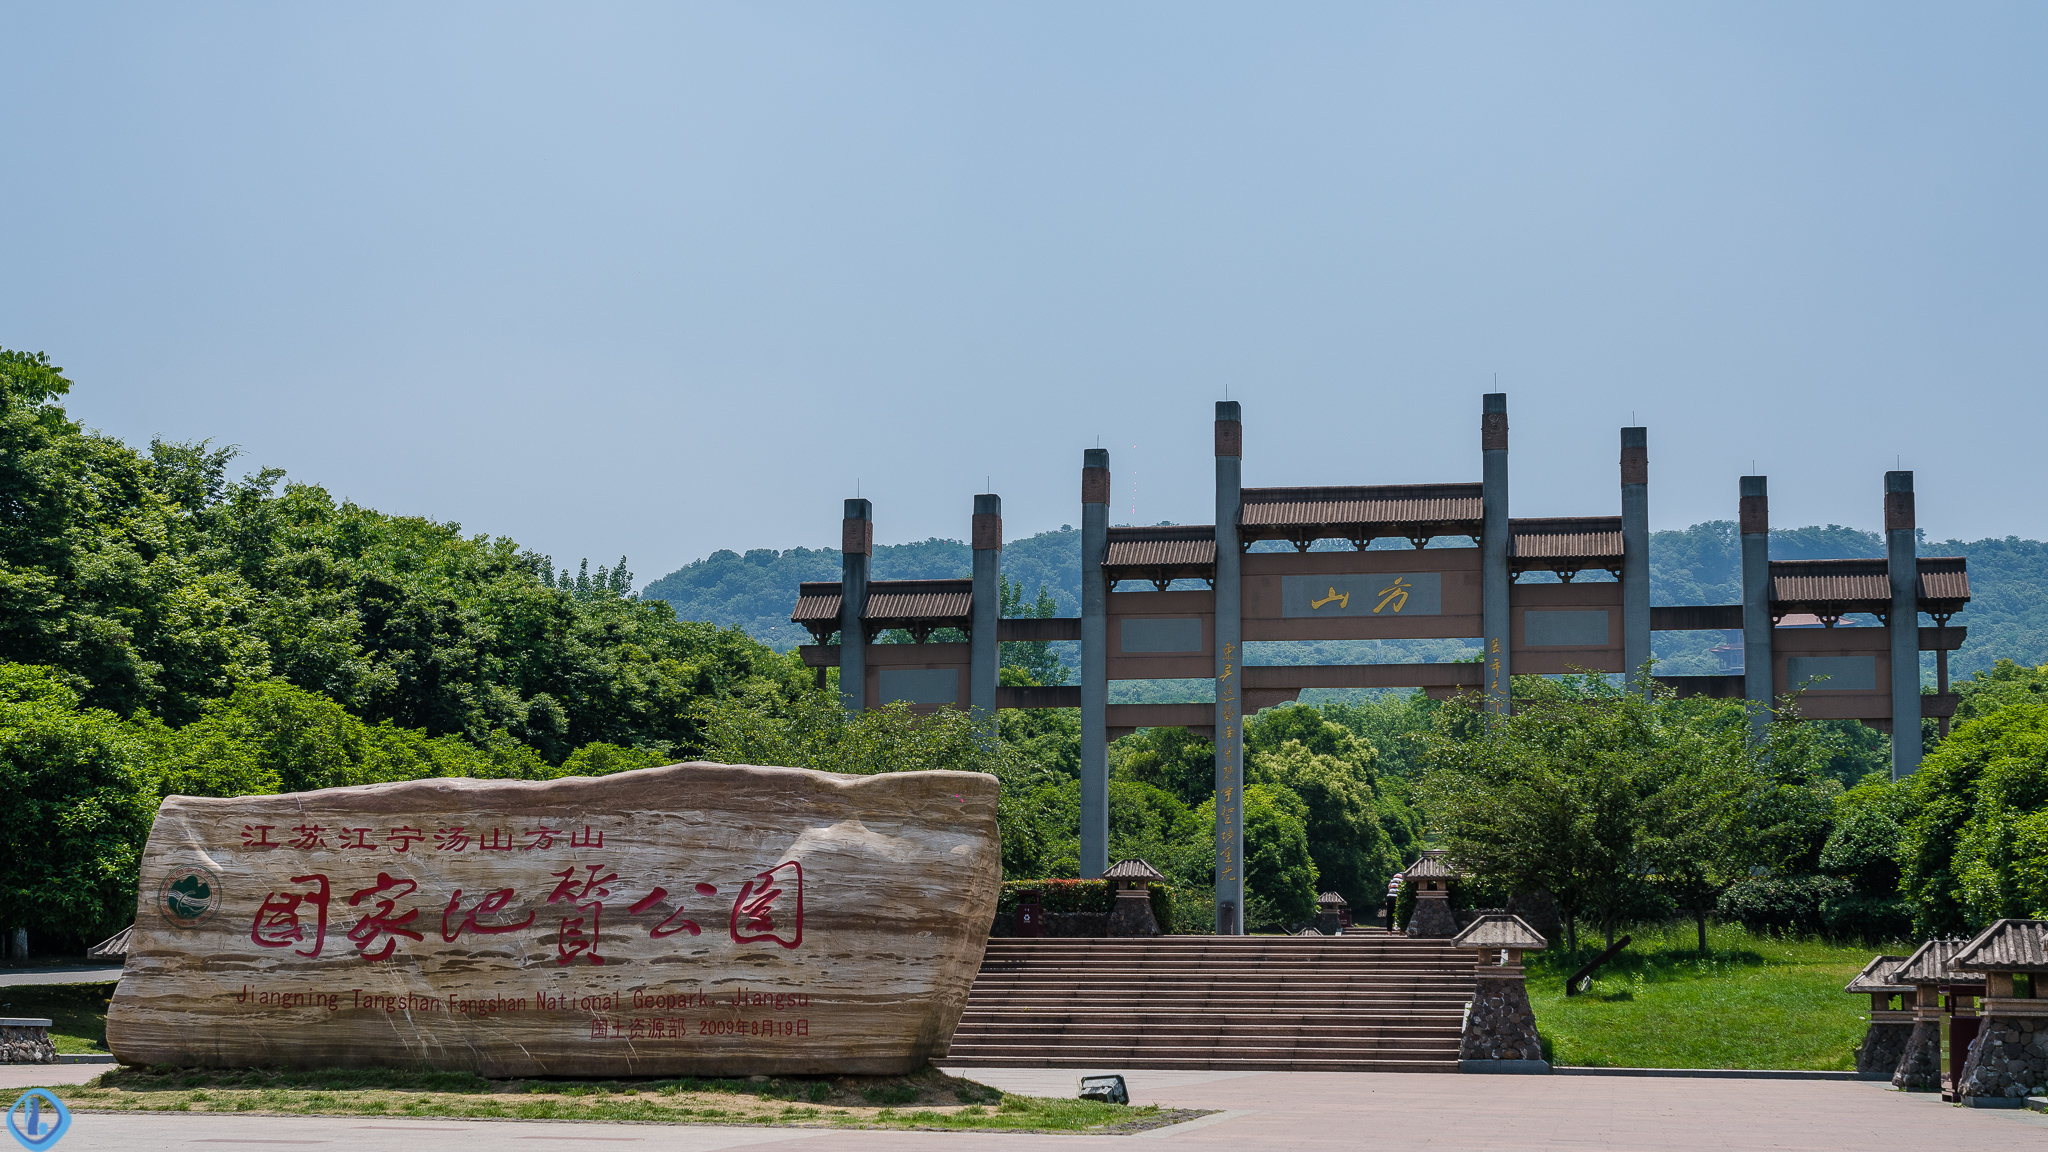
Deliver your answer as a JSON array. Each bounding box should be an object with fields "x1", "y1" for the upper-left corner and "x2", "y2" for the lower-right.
[
  {"x1": 1196, "y1": 783, "x2": 1319, "y2": 929},
  {"x1": 0, "y1": 664, "x2": 159, "y2": 948},
  {"x1": 1898, "y1": 701, "x2": 2048, "y2": 929},
  {"x1": 998, "y1": 576, "x2": 1067, "y2": 686},
  {"x1": 1252, "y1": 739, "x2": 1399, "y2": 910},
  {"x1": 1420, "y1": 675, "x2": 1769, "y2": 951}
]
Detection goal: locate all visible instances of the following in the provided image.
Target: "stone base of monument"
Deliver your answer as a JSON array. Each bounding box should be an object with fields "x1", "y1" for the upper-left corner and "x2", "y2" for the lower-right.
[
  {"x1": 1106, "y1": 891, "x2": 1161, "y2": 937},
  {"x1": 0, "y1": 1019, "x2": 57, "y2": 1064},
  {"x1": 1459, "y1": 975, "x2": 1545, "y2": 1069},
  {"x1": 1460, "y1": 1058, "x2": 1551, "y2": 1074},
  {"x1": 1956, "y1": 1013, "x2": 2048, "y2": 1105},
  {"x1": 1891, "y1": 1020, "x2": 1943, "y2": 1091},
  {"x1": 1409, "y1": 896, "x2": 1459, "y2": 938},
  {"x1": 1853, "y1": 1020, "x2": 1913, "y2": 1080}
]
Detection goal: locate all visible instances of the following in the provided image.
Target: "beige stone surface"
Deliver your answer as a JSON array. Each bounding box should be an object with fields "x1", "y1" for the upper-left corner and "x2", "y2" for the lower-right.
[{"x1": 107, "y1": 762, "x2": 1001, "y2": 1077}]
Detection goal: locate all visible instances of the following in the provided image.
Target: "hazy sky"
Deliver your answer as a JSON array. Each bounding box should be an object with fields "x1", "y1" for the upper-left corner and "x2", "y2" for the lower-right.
[{"x1": 5, "y1": 4, "x2": 2042, "y2": 583}]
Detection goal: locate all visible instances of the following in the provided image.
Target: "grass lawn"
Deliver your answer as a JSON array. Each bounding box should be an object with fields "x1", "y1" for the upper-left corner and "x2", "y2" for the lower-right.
[
  {"x1": 0, "y1": 982, "x2": 114, "y2": 1054},
  {"x1": 42, "y1": 1065, "x2": 1199, "y2": 1134},
  {"x1": 1526, "y1": 924, "x2": 1899, "y2": 1070}
]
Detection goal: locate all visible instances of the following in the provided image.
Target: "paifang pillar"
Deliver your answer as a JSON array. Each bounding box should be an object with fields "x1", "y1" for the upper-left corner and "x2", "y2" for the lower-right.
[
  {"x1": 1080, "y1": 450, "x2": 1110, "y2": 879},
  {"x1": 971, "y1": 493, "x2": 1002, "y2": 720},
  {"x1": 1887, "y1": 471, "x2": 1921, "y2": 779},
  {"x1": 1740, "y1": 476, "x2": 1771, "y2": 740},
  {"x1": 839, "y1": 498, "x2": 873, "y2": 715},
  {"x1": 1621, "y1": 427, "x2": 1651, "y2": 696},
  {"x1": 1481, "y1": 394, "x2": 1510, "y2": 716},
  {"x1": 1214, "y1": 401, "x2": 1245, "y2": 935}
]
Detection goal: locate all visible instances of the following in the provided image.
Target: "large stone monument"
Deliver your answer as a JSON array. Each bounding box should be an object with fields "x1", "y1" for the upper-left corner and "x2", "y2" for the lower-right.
[
  {"x1": 107, "y1": 762, "x2": 1002, "y2": 1077},
  {"x1": 1951, "y1": 919, "x2": 2048, "y2": 1107}
]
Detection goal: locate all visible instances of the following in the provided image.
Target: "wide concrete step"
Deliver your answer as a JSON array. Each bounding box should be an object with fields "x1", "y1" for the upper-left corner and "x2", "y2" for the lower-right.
[{"x1": 955, "y1": 936, "x2": 1472, "y2": 1074}]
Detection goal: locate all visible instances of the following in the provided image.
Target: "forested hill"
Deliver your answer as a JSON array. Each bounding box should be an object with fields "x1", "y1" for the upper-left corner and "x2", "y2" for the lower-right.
[{"x1": 643, "y1": 523, "x2": 2048, "y2": 680}]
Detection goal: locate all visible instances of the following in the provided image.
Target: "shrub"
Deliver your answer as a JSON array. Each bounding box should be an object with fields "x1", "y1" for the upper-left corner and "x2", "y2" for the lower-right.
[{"x1": 1717, "y1": 874, "x2": 1851, "y2": 938}]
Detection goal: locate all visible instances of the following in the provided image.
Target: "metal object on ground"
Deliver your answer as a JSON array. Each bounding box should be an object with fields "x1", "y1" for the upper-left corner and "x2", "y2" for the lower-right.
[
  {"x1": 1078, "y1": 1074, "x2": 1128, "y2": 1105},
  {"x1": 1564, "y1": 935, "x2": 1633, "y2": 996}
]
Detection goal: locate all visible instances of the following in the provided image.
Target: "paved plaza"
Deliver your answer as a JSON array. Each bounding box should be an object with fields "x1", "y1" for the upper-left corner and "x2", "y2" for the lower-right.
[{"x1": 8, "y1": 1068, "x2": 2045, "y2": 1151}]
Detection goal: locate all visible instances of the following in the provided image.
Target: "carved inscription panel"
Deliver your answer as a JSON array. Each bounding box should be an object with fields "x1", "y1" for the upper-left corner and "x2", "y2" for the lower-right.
[{"x1": 109, "y1": 762, "x2": 1002, "y2": 1077}]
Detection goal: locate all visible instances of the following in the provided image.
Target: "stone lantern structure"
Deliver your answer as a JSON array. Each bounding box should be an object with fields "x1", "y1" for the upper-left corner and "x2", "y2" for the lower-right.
[
  {"x1": 1102, "y1": 858, "x2": 1165, "y2": 937},
  {"x1": 1843, "y1": 953, "x2": 1914, "y2": 1079},
  {"x1": 1891, "y1": 937, "x2": 1985, "y2": 1092},
  {"x1": 1951, "y1": 919, "x2": 2048, "y2": 1107},
  {"x1": 1406, "y1": 852, "x2": 1459, "y2": 938},
  {"x1": 1317, "y1": 892, "x2": 1350, "y2": 936},
  {"x1": 1450, "y1": 912, "x2": 1549, "y2": 1073}
]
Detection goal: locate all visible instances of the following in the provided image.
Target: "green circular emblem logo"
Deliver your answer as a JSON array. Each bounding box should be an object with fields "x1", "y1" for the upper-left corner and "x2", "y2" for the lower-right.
[{"x1": 158, "y1": 866, "x2": 220, "y2": 928}]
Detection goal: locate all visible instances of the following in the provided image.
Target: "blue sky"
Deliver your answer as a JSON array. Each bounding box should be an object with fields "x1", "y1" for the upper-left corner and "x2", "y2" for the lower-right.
[{"x1": 4, "y1": 4, "x2": 2042, "y2": 582}]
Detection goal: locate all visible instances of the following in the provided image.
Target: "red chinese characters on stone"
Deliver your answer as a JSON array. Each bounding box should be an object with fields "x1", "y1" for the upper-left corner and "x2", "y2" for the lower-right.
[
  {"x1": 548, "y1": 864, "x2": 617, "y2": 965},
  {"x1": 251, "y1": 874, "x2": 331, "y2": 958},
  {"x1": 628, "y1": 882, "x2": 719, "y2": 938},
  {"x1": 440, "y1": 887, "x2": 536, "y2": 941},
  {"x1": 345, "y1": 873, "x2": 425, "y2": 961},
  {"x1": 730, "y1": 861, "x2": 802, "y2": 949}
]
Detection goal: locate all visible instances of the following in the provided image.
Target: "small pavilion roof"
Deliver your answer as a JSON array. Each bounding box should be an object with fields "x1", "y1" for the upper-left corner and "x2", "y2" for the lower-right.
[
  {"x1": 1103, "y1": 858, "x2": 1166, "y2": 883},
  {"x1": 1405, "y1": 853, "x2": 1456, "y2": 880},
  {"x1": 1895, "y1": 937, "x2": 1986, "y2": 985},
  {"x1": 1317, "y1": 892, "x2": 1349, "y2": 908},
  {"x1": 1102, "y1": 525, "x2": 1216, "y2": 589},
  {"x1": 1450, "y1": 914, "x2": 1548, "y2": 951},
  {"x1": 1238, "y1": 483, "x2": 1483, "y2": 550},
  {"x1": 1510, "y1": 517, "x2": 1623, "y2": 581},
  {"x1": 1954, "y1": 919, "x2": 2048, "y2": 973},
  {"x1": 789, "y1": 578, "x2": 975, "y2": 642},
  {"x1": 1767, "y1": 557, "x2": 1970, "y2": 625},
  {"x1": 1843, "y1": 954, "x2": 1914, "y2": 995}
]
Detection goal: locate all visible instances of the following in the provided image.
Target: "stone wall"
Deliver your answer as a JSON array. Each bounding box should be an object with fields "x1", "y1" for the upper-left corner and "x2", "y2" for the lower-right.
[
  {"x1": 1957, "y1": 1016, "x2": 2048, "y2": 1102},
  {"x1": 1460, "y1": 977, "x2": 1542, "y2": 1062},
  {"x1": 0, "y1": 1024, "x2": 55, "y2": 1064},
  {"x1": 1892, "y1": 1020, "x2": 1943, "y2": 1091},
  {"x1": 1854, "y1": 1022, "x2": 1912, "y2": 1080}
]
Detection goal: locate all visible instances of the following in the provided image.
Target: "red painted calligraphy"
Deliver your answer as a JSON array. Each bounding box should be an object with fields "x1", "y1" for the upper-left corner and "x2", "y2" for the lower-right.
[
  {"x1": 523, "y1": 828, "x2": 560, "y2": 850},
  {"x1": 477, "y1": 827, "x2": 516, "y2": 851},
  {"x1": 251, "y1": 874, "x2": 330, "y2": 957},
  {"x1": 439, "y1": 887, "x2": 536, "y2": 941},
  {"x1": 627, "y1": 882, "x2": 719, "y2": 938},
  {"x1": 433, "y1": 826, "x2": 470, "y2": 852},
  {"x1": 337, "y1": 827, "x2": 378, "y2": 851},
  {"x1": 385, "y1": 826, "x2": 426, "y2": 852},
  {"x1": 241, "y1": 824, "x2": 277, "y2": 848},
  {"x1": 345, "y1": 873, "x2": 424, "y2": 961},
  {"x1": 288, "y1": 824, "x2": 328, "y2": 850},
  {"x1": 570, "y1": 825, "x2": 604, "y2": 849},
  {"x1": 730, "y1": 861, "x2": 802, "y2": 949},
  {"x1": 548, "y1": 864, "x2": 617, "y2": 966}
]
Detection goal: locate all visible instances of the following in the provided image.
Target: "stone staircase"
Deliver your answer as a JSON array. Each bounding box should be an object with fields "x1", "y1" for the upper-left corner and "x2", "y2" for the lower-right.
[{"x1": 939, "y1": 933, "x2": 1473, "y2": 1072}]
